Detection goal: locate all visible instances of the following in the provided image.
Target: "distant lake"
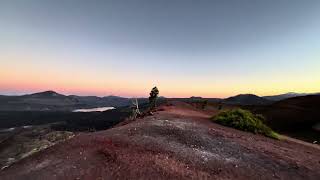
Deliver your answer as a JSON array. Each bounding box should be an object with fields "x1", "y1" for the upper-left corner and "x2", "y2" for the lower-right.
[
  {"x1": 0, "y1": 126, "x2": 32, "y2": 133},
  {"x1": 72, "y1": 107, "x2": 115, "y2": 112}
]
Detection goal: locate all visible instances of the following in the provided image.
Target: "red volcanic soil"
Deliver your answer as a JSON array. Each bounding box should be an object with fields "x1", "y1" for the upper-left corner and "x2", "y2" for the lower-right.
[{"x1": 1, "y1": 101, "x2": 320, "y2": 180}]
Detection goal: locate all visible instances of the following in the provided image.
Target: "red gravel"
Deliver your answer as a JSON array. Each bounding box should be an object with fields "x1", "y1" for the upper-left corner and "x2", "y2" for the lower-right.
[{"x1": 1, "y1": 101, "x2": 320, "y2": 180}]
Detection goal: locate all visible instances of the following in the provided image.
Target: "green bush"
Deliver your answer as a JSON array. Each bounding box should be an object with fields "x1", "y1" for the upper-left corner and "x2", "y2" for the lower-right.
[{"x1": 211, "y1": 109, "x2": 279, "y2": 139}]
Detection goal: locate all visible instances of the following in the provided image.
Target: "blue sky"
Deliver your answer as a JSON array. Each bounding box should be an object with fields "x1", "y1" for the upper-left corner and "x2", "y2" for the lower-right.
[{"x1": 0, "y1": 0, "x2": 319, "y2": 97}]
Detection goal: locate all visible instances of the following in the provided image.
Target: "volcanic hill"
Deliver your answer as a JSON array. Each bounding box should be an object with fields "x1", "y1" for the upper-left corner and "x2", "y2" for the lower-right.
[{"x1": 1, "y1": 101, "x2": 319, "y2": 180}]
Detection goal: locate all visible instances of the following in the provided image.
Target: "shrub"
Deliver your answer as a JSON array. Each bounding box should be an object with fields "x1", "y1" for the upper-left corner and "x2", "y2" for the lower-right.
[{"x1": 211, "y1": 109, "x2": 279, "y2": 139}]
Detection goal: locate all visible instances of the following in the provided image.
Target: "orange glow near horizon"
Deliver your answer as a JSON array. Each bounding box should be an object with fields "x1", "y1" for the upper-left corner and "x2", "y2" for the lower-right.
[
  {"x1": 1, "y1": 67, "x2": 320, "y2": 98},
  {"x1": 1, "y1": 54, "x2": 319, "y2": 98}
]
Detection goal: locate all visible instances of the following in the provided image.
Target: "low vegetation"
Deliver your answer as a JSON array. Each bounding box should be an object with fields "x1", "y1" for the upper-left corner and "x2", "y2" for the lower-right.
[
  {"x1": 212, "y1": 109, "x2": 280, "y2": 139},
  {"x1": 149, "y1": 86, "x2": 159, "y2": 110}
]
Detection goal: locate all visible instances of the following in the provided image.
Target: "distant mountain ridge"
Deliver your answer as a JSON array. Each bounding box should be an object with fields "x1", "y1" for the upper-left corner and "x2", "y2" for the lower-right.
[
  {"x1": 222, "y1": 92, "x2": 320, "y2": 106},
  {"x1": 69, "y1": 95, "x2": 146, "y2": 108},
  {"x1": 1, "y1": 90, "x2": 319, "y2": 111},
  {"x1": 223, "y1": 94, "x2": 272, "y2": 105},
  {"x1": 24, "y1": 90, "x2": 66, "y2": 98},
  {"x1": 0, "y1": 90, "x2": 145, "y2": 111},
  {"x1": 263, "y1": 92, "x2": 320, "y2": 101}
]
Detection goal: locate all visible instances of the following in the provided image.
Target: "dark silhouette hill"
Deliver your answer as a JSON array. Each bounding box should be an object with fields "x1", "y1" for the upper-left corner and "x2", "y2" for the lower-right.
[
  {"x1": 69, "y1": 95, "x2": 138, "y2": 108},
  {"x1": 263, "y1": 92, "x2": 320, "y2": 101},
  {"x1": 0, "y1": 91, "x2": 148, "y2": 111},
  {"x1": 253, "y1": 95, "x2": 320, "y2": 132},
  {"x1": 223, "y1": 94, "x2": 272, "y2": 105},
  {"x1": 24, "y1": 91, "x2": 67, "y2": 99},
  {"x1": 0, "y1": 91, "x2": 81, "y2": 111}
]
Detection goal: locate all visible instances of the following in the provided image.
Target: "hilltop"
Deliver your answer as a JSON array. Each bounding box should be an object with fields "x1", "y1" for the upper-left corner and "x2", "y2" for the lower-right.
[
  {"x1": 223, "y1": 94, "x2": 272, "y2": 105},
  {"x1": 1, "y1": 101, "x2": 319, "y2": 180}
]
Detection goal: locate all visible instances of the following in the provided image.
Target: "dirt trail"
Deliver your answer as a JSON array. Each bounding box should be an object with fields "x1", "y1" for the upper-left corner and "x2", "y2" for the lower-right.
[{"x1": 1, "y1": 101, "x2": 320, "y2": 180}]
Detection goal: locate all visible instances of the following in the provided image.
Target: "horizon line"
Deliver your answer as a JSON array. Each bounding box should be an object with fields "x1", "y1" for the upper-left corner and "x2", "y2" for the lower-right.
[{"x1": 1, "y1": 89, "x2": 319, "y2": 99}]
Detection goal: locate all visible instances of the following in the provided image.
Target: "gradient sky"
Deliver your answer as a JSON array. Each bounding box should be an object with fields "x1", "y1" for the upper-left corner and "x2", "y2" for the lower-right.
[{"x1": 1, "y1": 0, "x2": 320, "y2": 97}]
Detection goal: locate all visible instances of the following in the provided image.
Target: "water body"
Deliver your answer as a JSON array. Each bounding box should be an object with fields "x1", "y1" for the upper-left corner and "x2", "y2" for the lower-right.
[
  {"x1": 72, "y1": 107, "x2": 115, "y2": 112},
  {"x1": 0, "y1": 126, "x2": 32, "y2": 133},
  {"x1": 0, "y1": 127, "x2": 15, "y2": 133}
]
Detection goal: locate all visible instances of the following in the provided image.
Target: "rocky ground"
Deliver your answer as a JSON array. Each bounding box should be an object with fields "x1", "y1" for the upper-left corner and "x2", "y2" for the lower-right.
[
  {"x1": 0, "y1": 101, "x2": 319, "y2": 180},
  {"x1": 0, "y1": 125, "x2": 74, "y2": 170}
]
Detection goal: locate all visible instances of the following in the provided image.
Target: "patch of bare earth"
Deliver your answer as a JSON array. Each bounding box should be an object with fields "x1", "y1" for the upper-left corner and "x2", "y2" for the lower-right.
[{"x1": 1, "y1": 101, "x2": 320, "y2": 180}]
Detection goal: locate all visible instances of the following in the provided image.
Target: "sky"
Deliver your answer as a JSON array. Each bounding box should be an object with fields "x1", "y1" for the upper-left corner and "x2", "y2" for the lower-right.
[{"x1": 0, "y1": 0, "x2": 320, "y2": 98}]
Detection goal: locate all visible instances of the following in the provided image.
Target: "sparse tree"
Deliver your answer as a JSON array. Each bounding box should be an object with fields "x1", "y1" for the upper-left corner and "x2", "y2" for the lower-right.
[
  {"x1": 149, "y1": 86, "x2": 159, "y2": 110},
  {"x1": 130, "y1": 98, "x2": 141, "y2": 119}
]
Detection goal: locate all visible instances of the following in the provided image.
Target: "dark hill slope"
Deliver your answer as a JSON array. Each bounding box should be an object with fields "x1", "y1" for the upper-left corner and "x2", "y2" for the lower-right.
[
  {"x1": 0, "y1": 91, "x2": 148, "y2": 111},
  {"x1": 272, "y1": 95, "x2": 320, "y2": 109},
  {"x1": 251, "y1": 95, "x2": 320, "y2": 132},
  {"x1": 24, "y1": 91, "x2": 66, "y2": 99},
  {"x1": 223, "y1": 94, "x2": 272, "y2": 105},
  {"x1": 264, "y1": 92, "x2": 320, "y2": 101},
  {"x1": 69, "y1": 95, "x2": 133, "y2": 107},
  {"x1": 0, "y1": 91, "x2": 81, "y2": 111}
]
